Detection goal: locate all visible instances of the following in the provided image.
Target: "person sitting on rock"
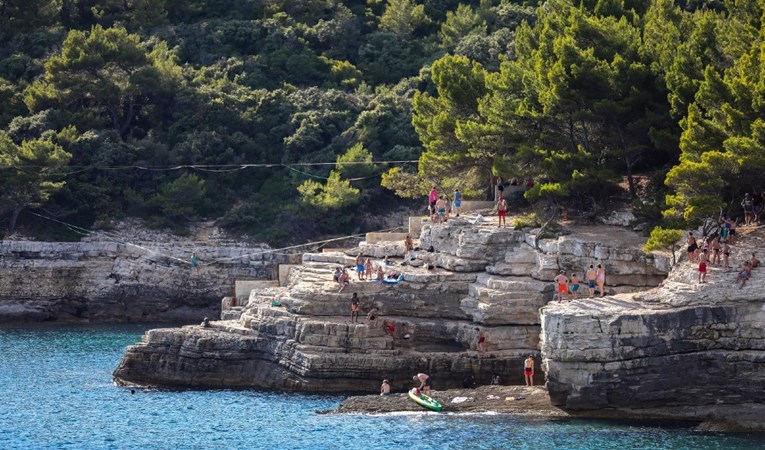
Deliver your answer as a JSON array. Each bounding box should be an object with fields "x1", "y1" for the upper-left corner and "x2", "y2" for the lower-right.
[
  {"x1": 376, "y1": 265, "x2": 385, "y2": 281},
  {"x1": 367, "y1": 307, "x2": 379, "y2": 322},
  {"x1": 491, "y1": 373, "x2": 501, "y2": 385},
  {"x1": 734, "y1": 261, "x2": 752, "y2": 289},
  {"x1": 413, "y1": 373, "x2": 432, "y2": 396},
  {"x1": 337, "y1": 269, "x2": 350, "y2": 292},
  {"x1": 462, "y1": 374, "x2": 476, "y2": 388},
  {"x1": 750, "y1": 253, "x2": 760, "y2": 268},
  {"x1": 332, "y1": 267, "x2": 342, "y2": 283},
  {"x1": 380, "y1": 379, "x2": 391, "y2": 396}
]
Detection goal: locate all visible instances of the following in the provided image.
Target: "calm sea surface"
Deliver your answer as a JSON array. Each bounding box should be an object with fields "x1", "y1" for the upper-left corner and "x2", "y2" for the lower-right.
[{"x1": 1, "y1": 323, "x2": 763, "y2": 450}]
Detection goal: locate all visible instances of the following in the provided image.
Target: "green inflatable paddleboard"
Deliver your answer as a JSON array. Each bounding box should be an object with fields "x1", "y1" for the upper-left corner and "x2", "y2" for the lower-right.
[{"x1": 408, "y1": 388, "x2": 442, "y2": 411}]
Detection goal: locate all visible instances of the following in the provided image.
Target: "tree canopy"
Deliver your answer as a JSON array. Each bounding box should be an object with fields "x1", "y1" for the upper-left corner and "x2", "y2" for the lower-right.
[{"x1": 2, "y1": 0, "x2": 764, "y2": 244}]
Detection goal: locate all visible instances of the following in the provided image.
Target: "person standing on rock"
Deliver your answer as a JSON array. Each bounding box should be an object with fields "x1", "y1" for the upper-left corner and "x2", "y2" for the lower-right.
[
  {"x1": 553, "y1": 271, "x2": 570, "y2": 302},
  {"x1": 596, "y1": 264, "x2": 606, "y2": 297},
  {"x1": 687, "y1": 232, "x2": 698, "y2": 263},
  {"x1": 475, "y1": 328, "x2": 486, "y2": 355},
  {"x1": 453, "y1": 189, "x2": 462, "y2": 217},
  {"x1": 497, "y1": 196, "x2": 509, "y2": 228},
  {"x1": 356, "y1": 254, "x2": 365, "y2": 281},
  {"x1": 524, "y1": 355, "x2": 535, "y2": 387},
  {"x1": 698, "y1": 250, "x2": 708, "y2": 284},
  {"x1": 436, "y1": 195, "x2": 447, "y2": 223},
  {"x1": 405, "y1": 234, "x2": 414, "y2": 254},
  {"x1": 413, "y1": 373, "x2": 432, "y2": 396},
  {"x1": 350, "y1": 293, "x2": 360, "y2": 323},
  {"x1": 364, "y1": 258, "x2": 373, "y2": 279},
  {"x1": 586, "y1": 265, "x2": 597, "y2": 298},
  {"x1": 570, "y1": 273, "x2": 580, "y2": 300},
  {"x1": 722, "y1": 241, "x2": 732, "y2": 269},
  {"x1": 429, "y1": 186, "x2": 439, "y2": 216},
  {"x1": 191, "y1": 252, "x2": 199, "y2": 273}
]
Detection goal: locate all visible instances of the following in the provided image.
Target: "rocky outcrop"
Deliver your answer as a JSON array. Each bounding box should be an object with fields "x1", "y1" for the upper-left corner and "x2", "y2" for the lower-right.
[
  {"x1": 114, "y1": 221, "x2": 667, "y2": 392},
  {"x1": 0, "y1": 222, "x2": 292, "y2": 322},
  {"x1": 541, "y1": 228, "x2": 765, "y2": 430}
]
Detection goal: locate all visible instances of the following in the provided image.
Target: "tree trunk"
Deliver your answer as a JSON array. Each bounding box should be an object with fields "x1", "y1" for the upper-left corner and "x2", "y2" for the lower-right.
[
  {"x1": 625, "y1": 155, "x2": 637, "y2": 199},
  {"x1": 9, "y1": 206, "x2": 21, "y2": 232},
  {"x1": 487, "y1": 169, "x2": 494, "y2": 201}
]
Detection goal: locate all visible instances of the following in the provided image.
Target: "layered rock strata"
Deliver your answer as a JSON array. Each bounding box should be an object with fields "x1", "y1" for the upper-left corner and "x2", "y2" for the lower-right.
[
  {"x1": 0, "y1": 233, "x2": 289, "y2": 322},
  {"x1": 541, "y1": 228, "x2": 765, "y2": 430},
  {"x1": 114, "y1": 221, "x2": 667, "y2": 392}
]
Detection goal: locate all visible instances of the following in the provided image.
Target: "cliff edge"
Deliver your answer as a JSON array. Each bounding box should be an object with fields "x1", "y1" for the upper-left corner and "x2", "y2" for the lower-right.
[{"x1": 541, "y1": 226, "x2": 765, "y2": 431}]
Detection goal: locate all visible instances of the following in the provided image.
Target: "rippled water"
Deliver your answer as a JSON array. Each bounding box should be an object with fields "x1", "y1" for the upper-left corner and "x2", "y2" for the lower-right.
[{"x1": 1, "y1": 324, "x2": 763, "y2": 450}]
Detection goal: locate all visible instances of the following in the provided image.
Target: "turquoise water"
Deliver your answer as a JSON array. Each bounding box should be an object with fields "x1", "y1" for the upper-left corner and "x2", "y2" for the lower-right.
[{"x1": 1, "y1": 324, "x2": 764, "y2": 450}]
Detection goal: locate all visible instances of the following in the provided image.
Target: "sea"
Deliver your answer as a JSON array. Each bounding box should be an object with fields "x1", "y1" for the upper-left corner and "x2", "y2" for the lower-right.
[{"x1": 1, "y1": 323, "x2": 764, "y2": 450}]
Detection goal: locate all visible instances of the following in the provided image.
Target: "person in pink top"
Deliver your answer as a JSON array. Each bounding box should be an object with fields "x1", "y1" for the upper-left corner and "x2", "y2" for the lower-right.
[{"x1": 428, "y1": 186, "x2": 438, "y2": 215}]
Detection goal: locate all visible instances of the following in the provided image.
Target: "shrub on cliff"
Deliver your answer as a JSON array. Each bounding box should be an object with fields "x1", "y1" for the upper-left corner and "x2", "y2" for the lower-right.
[{"x1": 643, "y1": 227, "x2": 684, "y2": 265}]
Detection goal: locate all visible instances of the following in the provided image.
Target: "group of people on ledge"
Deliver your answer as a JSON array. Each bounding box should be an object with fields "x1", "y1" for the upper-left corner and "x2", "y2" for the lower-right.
[
  {"x1": 426, "y1": 184, "x2": 516, "y2": 228},
  {"x1": 686, "y1": 207, "x2": 761, "y2": 288},
  {"x1": 428, "y1": 186, "x2": 462, "y2": 224},
  {"x1": 552, "y1": 264, "x2": 607, "y2": 301},
  {"x1": 332, "y1": 253, "x2": 402, "y2": 292},
  {"x1": 379, "y1": 355, "x2": 536, "y2": 397}
]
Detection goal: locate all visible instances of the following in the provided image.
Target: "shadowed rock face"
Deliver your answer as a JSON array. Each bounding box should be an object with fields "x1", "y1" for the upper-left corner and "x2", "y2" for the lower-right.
[
  {"x1": 541, "y1": 227, "x2": 765, "y2": 430},
  {"x1": 114, "y1": 222, "x2": 667, "y2": 393}
]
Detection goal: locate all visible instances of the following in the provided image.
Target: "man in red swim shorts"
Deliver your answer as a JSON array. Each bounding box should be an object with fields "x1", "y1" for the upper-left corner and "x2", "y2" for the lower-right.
[{"x1": 524, "y1": 355, "x2": 535, "y2": 386}]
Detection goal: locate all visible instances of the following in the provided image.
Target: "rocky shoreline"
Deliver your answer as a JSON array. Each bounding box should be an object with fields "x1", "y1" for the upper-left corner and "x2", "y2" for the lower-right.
[
  {"x1": 0, "y1": 221, "x2": 293, "y2": 323},
  {"x1": 113, "y1": 219, "x2": 670, "y2": 393},
  {"x1": 334, "y1": 385, "x2": 564, "y2": 416}
]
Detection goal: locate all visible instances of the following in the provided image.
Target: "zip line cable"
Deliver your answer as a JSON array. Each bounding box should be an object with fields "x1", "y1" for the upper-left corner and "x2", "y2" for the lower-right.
[
  {"x1": 8, "y1": 159, "x2": 418, "y2": 179},
  {"x1": 25, "y1": 211, "x2": 405, "y2": 267},
  {"x1": 8, "y1": 160, "x2": 419, "y2": 171}
]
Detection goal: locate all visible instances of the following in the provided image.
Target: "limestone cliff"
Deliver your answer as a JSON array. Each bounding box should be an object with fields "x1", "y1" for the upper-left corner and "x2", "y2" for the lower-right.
[
  {"x1": 114, "y1": 220, "x2": 666, "y2": 392},
  {"x1": 0, "y1": 222, "x2": 289, "y2": 322},
  {"x1": 541, "y1": 228, "x2": 765, "y2": 430}
]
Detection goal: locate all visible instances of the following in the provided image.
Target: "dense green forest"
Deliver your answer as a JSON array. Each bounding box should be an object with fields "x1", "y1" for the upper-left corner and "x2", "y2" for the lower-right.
[{"x1": 1, "y1": 0, "x2": 763, "y2": 244}]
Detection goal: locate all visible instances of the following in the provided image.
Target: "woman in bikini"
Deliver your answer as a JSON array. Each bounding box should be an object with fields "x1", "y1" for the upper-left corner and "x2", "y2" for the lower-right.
[
  {"x1": 722, "y1": 241, "x2": 731, "y2": 269},
  {"x1": 687, "y1": 232, "x2": 698, "y2": 263}
]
